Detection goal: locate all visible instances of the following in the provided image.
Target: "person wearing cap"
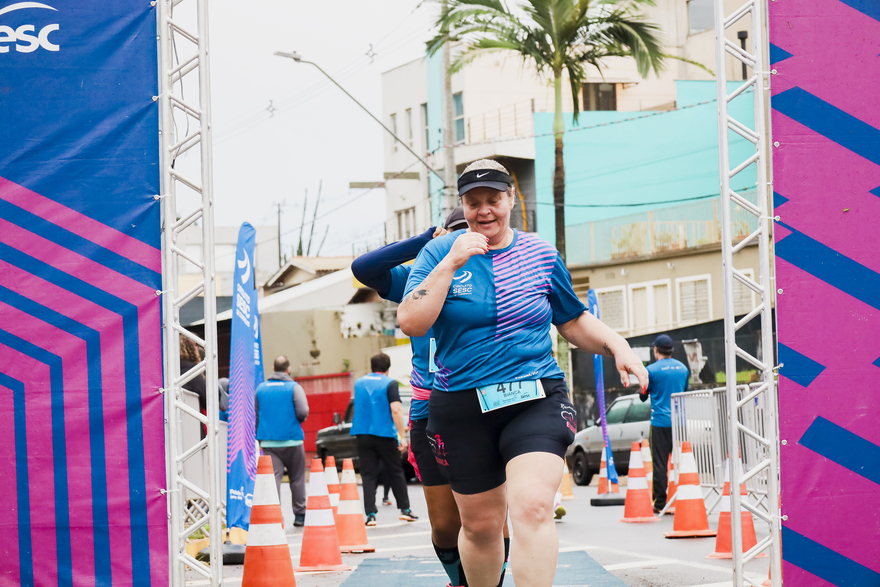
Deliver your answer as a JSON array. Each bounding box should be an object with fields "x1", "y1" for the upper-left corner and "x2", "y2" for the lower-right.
[
  {"x1": 352, "y1": 209, "x2": 512, "y2": 587},
  {"x1": 398, "y1": 159, "x2": 648, "y2": 587},
  {"x1": 639, "y1": 334, "x2": 689, "y2": 512}
]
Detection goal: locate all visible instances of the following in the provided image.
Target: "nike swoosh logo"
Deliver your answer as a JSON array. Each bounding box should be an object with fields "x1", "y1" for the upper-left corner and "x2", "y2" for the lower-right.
[{"x1": 476, "y1": 172, "x2": 489, "y2": 178}]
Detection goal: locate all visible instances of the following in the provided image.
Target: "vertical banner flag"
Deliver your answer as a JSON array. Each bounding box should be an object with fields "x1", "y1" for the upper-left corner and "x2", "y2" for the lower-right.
[
  {"x1": 227, "y1": 222, "x2": 263, "y2": 530},
  {"x1": 587, "y1": 290, "x2": 619, "y2": 485},
  {"x1": 0, "y1": 2, "x2": 166, "y2": 587}
]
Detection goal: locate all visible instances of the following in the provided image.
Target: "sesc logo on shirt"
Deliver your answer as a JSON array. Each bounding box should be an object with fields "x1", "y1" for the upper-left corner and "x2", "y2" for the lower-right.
[
  {"x1": 0, "y1": 2, "x2": 61, "y2": 54},
  {"x1": 451, "y1": 270, "x2": 473, "y2": 297}
]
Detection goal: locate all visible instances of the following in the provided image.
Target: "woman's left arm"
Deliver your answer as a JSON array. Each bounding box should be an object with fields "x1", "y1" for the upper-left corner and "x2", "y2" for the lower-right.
[{"x1": 557, "y1": 312, "x2": 649, "y2": 390}]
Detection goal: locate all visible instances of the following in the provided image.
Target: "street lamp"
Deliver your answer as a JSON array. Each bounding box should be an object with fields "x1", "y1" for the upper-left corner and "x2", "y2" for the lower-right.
[{"x1": 274, "y1": 50, "x2": 447, "y2": 186}]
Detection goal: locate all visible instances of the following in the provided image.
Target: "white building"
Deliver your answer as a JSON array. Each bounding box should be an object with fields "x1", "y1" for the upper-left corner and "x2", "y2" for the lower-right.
[{"x1": 380, "y1": 0, "x2": 750, "y2": 241}]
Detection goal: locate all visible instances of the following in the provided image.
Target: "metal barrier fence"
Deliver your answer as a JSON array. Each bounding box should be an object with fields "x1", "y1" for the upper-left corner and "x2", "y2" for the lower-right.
[{"x1": 670, "y1": 385, "x2": 770, "y2": 514}]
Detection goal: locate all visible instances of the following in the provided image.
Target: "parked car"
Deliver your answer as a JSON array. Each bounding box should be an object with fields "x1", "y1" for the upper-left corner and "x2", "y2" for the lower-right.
[
  {"x1": 565, "y1": 393, "x2": 652, "y2": 486},
  {"x1": 314, "y1": 394, "x2": 416, "y2": 481}
]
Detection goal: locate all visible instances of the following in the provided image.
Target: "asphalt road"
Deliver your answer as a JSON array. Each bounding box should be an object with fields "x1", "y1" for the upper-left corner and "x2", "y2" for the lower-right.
[{"x1": 185, "y1": 477, "x2": 772, "y2": 587}]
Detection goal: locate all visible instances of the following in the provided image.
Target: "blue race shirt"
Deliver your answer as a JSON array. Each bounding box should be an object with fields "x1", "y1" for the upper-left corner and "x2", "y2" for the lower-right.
[
  {"x1": 255, "y1": 379, "x2": 305, "y2": 441},
  {"x1": 404, "y1": 230, "x2": 587, "y2": 391},
  {"x1": 386, "y1": 264, "x2": 432, "y2": 420},
  {"x1": 646, "y1": 358, "x2": 690, "y2": 427},
  {"x1": 350, "y1": 373, "x2": 398, "y2": 439}
]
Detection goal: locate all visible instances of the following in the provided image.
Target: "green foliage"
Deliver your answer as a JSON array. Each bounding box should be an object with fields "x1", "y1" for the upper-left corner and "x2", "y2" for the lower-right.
[{"x1": 428, "y1": 0, "x2": 669, "y2": 122}]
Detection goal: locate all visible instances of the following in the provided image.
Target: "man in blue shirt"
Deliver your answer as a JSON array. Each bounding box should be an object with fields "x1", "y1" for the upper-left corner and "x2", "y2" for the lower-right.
[
  {"x1": 351, "y1": 353, "x2": 417, "y2": 525},
  {"x1": 640, "y1": 334, "x2": 689, "y2": 512},
  {"x1": 255, "y1": 356, "x2": 310, "y2": 526}
]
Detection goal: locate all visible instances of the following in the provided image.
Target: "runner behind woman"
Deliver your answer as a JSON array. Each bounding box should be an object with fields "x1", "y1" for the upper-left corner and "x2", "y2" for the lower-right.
[
  {"x1": 351, "y1": 211, "x2": 510, "y2": 587},
  {"x1": 398, "y1": 159, "x2": 649, "y2": 587}
]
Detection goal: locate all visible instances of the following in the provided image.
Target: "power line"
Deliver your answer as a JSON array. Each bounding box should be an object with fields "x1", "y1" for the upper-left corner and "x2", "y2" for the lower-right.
[{"x1": 535, "y1": 186, "x2": 757, "y2": 208}]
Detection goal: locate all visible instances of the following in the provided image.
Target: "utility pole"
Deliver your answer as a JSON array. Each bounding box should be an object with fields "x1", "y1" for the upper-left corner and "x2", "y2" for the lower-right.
[
  {"x1": 441, "y1": 0, "x2": 458, "y2": 218},
  {"x1": 276, "y1": 201, "x2": 283, "y2": 267}
]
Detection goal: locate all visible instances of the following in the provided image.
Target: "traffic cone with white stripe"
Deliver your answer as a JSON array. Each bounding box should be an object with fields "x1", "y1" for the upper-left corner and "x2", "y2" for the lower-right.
[
  {"x1": 707, "y1": 458, "x2": 764, "y2": 558},
  {"x1": 665, "y1": 454, "x2": 677, "y2": 514},
  {"x1": 620, "y1": 442, "x2": 660, "y2": 523},
  {"x1": 336, "y1": 458, "x2": 375, "y2": 553},
  {"x1": 325, "y1": 455, "x2": 340, "y2": 518},
  {"x1": 641, "y1": 439, "x2": 653, "y2": 495},
  {"x1": 295, "y1": 458, "x2": 351, "y2": 572},
  {"x1": 665, "y1": 441, "x2": 715, "y2": 538},
  {"x1": 592, "y1": 445, "x2": 625, "y2": 506},
  {"x1": 242, "y1": 456, "x2": 297, "y2": 587}
]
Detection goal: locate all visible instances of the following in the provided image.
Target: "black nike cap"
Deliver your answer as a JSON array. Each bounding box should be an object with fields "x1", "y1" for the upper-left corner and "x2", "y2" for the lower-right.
[{"x1": 457, "y1": 168, "x2": 512, "y2": 197}]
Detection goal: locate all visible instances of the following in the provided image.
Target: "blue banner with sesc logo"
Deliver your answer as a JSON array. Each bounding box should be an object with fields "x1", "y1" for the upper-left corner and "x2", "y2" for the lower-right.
[
  {"x1": 0, "y1": 1, "x2": 165, "y2": 586},
  {"x1": 227, "y1": 222, "x2": 264, "y2": 530}
]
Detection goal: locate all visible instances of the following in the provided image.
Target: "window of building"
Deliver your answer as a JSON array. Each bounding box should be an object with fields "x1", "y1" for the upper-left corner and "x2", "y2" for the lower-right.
[
  {"x1": 405, "y1": 108, "x2": 413, "y2": 147},
  {"x1": 688, "y1": 0, "x2": 714, "y2": 35},
  {"x1": 733, "y1": 268, "x2": 756, "y2": 316},
  {"x1": 396, "y1": 207, "x2": 416, "y2": 240},
  {"x1": 595, "y1": 286, "x2": 627, "y2": 331},
  {"x1": 628, "y1": 279, "x2": 673, "y2": 333},
  {"x1": 571, "y1": 276, "x2": 591, "y2": 304},
  {"x1": 390, "y1": 112, "x2": 398, "y2": 151},
  {"x1": 677, "y1": 274, "x2": 712, "y2": 324},
  {"x1": 583, "y1": 83, "x2": 617, "y2": 111},
  {"x1": 453, "y1": 92, "x2": 465, "y2": 143},
  {"x1": 420, "y1": 103, "x2": 429, "y2": 153}
]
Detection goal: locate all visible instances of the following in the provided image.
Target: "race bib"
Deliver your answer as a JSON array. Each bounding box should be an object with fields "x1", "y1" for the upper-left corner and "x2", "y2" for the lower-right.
[{"x1": 476, "y1": 380, "x2": 545, "y2": 413}]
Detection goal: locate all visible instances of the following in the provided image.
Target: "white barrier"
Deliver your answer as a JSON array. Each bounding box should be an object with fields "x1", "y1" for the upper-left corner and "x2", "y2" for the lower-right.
[{"x1": 671, "y1": 385, "x2": 769, "y2": 514}]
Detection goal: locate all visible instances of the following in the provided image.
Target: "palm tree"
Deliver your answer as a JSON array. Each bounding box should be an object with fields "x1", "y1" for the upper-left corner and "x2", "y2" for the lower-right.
[{"x1": 428, "y1": 0, "x2": 668, "y2": 262}]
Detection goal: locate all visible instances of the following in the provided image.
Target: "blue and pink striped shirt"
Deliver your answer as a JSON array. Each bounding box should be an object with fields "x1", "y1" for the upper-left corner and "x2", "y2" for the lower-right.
[{"x1": 404, "y1": 230, "x2": 586, "y2": 391}]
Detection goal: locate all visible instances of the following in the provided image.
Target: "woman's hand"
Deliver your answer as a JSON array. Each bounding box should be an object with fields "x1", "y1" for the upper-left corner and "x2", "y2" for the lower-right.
[
  {"x1": 433, "y1": 227, "x2": 449, "y2": 238},
  {"x1": 612, "y1": 345, "x2": 649, "y2": 391},
  {"x1": 444, "y1": 232, "x2": 488, "y2": 270}
]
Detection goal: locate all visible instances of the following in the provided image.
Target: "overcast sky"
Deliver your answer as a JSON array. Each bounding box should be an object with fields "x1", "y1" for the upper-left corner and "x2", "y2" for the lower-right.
[{"x1": 202, "y1": 0, "x2": 437, "y2": 262}]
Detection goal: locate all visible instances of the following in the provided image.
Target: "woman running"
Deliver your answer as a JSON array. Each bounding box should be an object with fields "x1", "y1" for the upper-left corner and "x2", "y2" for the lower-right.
[
  {"x1": 352, "y1": 209, "x2": 509, "y2": 587},
  {"x1": 398, "y1": 159, "x2": 648, "y2": 587}
]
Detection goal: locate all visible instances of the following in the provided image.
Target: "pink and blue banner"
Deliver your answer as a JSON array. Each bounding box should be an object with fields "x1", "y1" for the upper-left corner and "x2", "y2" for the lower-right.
[
  {"x1": 770, "y1": 0, "x2": 880, "y2": 583},
  {"x1": 0, "y1": 2, "x2": 166, "y2": 587},
  {"x1": 226, "y1": 223, "x2": 263, "y2": 530}
]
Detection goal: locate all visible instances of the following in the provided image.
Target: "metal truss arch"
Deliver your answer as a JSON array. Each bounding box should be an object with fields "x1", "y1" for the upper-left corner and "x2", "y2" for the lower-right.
[
  {"x1": 157, "y1": 0, "x2": 222, "y2": 584},
  {"x1": 713, "y1": 0, "x2": 782, "y2": 584}
]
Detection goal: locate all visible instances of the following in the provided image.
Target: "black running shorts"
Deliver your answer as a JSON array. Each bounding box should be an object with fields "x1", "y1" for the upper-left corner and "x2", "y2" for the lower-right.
[
  {"x1": 425, "y1": 378, "x2": 577, "y2": 495},
  {"x1": 410, "y1": 418, "x2": 449, "y2": 487}
]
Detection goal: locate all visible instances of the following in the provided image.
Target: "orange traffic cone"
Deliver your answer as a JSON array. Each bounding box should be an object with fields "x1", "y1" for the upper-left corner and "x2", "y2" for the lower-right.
[
  {"x1": 242, "y1": 456, "x2": 297, "y2": 587},
  {"x1": 597, "y1": 448, "x2": 620, "y2": 494},
  {"x1": 707, "y1": 458, "x2": 765, "y2": 558},
  {"x1": 325, "y1": 455, "x2": 340, "y2": 518},
  {"x1": 641, "y1": 439, "x2": 653, "y2": 495},
  {"x1": 336, "y1": 458, "x2": 375, "y2": 553},
  {"x1": 665, "y1": 441, "x2": 715, "y2": 538},
  {"x1": 763, "y1": 567, "x2": 771, "y2": 586},
  {"x1": 561, "y1": 461, "x2": 576, "y2": 501},
  {"x1": 620, "y1": 442, "x2": 660, "y2": 523},
  {"x1": 295, "y1": 458, "x2": 351, "y2": 572},
  {"x1": 591, "y1": 446, "x2": 625, "y2": 506},
  {"x1": 665, "y1": 454, "x2": 677, "y2": 514}
]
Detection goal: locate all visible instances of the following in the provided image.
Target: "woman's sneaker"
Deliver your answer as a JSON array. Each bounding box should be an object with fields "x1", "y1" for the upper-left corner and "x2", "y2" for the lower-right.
[
  {"x1": 399, "y1": 509, "x2": 419, "y2": 522},
  {"x1": 365, "y1": 513, "x2": 377, "y2": 527}
]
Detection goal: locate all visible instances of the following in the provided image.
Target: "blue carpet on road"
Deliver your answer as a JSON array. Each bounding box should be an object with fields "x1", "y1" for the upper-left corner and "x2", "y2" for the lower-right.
[{"x1": 340, "y1": 551, "x2": 626, "y2": 586}]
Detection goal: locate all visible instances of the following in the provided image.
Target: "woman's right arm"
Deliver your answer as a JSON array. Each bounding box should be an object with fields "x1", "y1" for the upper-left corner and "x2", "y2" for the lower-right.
[{"x1": 398, "y1": 232, "x2": 489, "y2": 337}]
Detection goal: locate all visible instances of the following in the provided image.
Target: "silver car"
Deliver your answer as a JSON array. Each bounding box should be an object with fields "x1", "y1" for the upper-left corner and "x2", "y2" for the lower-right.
[{"x1": 565, "y1": 393, "x2": 652, "y2": 486}]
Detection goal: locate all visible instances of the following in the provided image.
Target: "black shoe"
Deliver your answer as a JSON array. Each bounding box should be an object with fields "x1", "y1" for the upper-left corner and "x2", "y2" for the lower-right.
[
  {"x1": 365, "y1": 513, "x2": 377, "y2": 526},
  {"x1": 399, "y1": 509, "x2": 418, "y2": 522},
  {"x1": 293, "y1": 513, "x2": 305, "y2": 527},
  {"x1": 653, "y1": 506, "x2": 662, "y2": 515}
]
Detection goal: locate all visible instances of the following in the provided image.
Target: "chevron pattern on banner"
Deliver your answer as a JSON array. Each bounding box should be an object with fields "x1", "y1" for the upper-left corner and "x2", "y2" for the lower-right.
[
  {"x1": 0, "y1": 179, "x2": 165, "y2": 587},
  {"x1": 770, "y1": 0, "x2": 880, "y2": 581}
]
